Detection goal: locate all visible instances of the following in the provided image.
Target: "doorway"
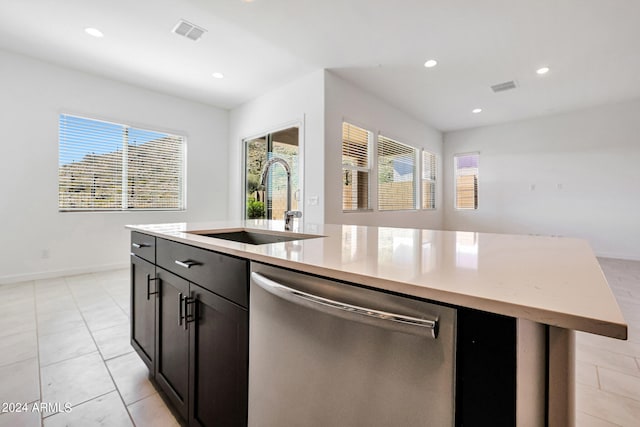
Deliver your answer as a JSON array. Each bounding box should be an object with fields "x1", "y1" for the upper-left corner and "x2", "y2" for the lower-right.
[{"x1": 244, "y1": 126, "x2": 300, "y2": 220}]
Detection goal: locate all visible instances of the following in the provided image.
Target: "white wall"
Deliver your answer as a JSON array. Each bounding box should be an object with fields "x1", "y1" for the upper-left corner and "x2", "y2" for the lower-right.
[
  {"x1": 324, "y1": 71, "x2": 444, "y2": 229},
  {"x1": 0, "y1": 49, "x2": 229, "y2": 283},
  {"x1": 228, "y1": 70, "x2": 325, "y2": 225},
  {"x1": 443, "y1": 99, "x2": 640, "y2": 260}
]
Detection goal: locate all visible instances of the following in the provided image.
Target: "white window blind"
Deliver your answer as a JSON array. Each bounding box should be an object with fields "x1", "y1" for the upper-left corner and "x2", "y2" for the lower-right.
[
  {"x1": 377, "y1": 135, "x2": 417, "y2": 211},
  {"x1": 342, "y1": 122, "x2": 371, "y2": 211},
  {"x1": 59, "y1": 114, "x2": 185, "y2": 211},
  {"x1": 422, "y1": 151, "x2": 436, "y2": 209},
  {"x1": 454, "y1": 153, "x2": 479, "y2": 210}
]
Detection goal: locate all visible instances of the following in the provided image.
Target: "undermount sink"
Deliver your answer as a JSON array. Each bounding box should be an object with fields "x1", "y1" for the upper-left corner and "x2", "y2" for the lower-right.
[{"x1": 187, "y1": 229, "x2": 323, "y2": 245}]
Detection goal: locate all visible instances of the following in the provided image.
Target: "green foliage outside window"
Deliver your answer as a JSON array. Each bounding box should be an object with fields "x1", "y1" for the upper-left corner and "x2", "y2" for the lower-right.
[{"x1": 247, "y1": 197, "x2": 265, "y2": 219}]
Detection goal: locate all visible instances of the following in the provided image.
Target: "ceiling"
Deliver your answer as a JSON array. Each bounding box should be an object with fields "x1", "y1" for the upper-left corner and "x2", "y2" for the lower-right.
[{"x1": 1, "y1": 0, "x2": 639, "y2": 132}]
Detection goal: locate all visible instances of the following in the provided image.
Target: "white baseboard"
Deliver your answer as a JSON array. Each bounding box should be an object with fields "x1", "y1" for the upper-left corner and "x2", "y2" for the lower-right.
[
  {"x1": 0, "y1": 262, "x2": 130, "y2": 285},
  {"x1": 595, "y1": 252, "x2": 640, "y2": 262}
]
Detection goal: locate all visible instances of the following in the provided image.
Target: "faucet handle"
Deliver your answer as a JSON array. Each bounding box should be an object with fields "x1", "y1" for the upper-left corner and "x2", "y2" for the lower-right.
[{"x1": 285, "y1": 210, "x2": 302, "y2": 218}]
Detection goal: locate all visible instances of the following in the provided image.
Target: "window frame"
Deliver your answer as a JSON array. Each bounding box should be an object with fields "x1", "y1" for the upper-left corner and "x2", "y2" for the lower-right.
[
  {"x1": 421, "y1": 150, "x2": 437, "y2": 210},
  {"x1": 453, "y1": 152, "x2": 479, "y2": 210},
  {"x1": 377, "y1": 134, "x2": 419, "y2": 212},
  {"x1": 242, "y1": 124, "x2": 302, "y2": 220},
  {"x1": 342, "y1": 122, "x2": 373, "y2": 212},
  {"x1": 58, "y1": 114, "x2": 187, "y2": 212}
]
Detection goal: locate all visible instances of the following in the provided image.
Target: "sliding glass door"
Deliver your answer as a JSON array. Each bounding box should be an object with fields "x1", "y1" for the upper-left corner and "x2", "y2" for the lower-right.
[{"x1": 244, "y1": 126, "x2": 300, "y2": 220}]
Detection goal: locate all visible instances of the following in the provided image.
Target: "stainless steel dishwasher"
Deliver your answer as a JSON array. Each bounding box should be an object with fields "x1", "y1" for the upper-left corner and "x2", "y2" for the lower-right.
[{"x1": 248, "y1": 263, "x2": 457, "y2": 427}]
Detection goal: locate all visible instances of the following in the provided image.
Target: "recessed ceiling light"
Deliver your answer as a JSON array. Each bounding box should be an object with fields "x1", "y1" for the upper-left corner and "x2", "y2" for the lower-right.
[
  {"x1": 536, "y1": 66, "x2": 550, "y2": 75},
  {"x1": 84, "y1": 27, "x2": 104, "y2": 38},
  {"x1": 212, "y1": 72, "x2": 224, "y2": 79},
  {"x1": 472, "y1": 108, "x2": 483, "y2": 114},
  {"x1": 424, "y1": 59, "x2": 438, "y2": 68}
]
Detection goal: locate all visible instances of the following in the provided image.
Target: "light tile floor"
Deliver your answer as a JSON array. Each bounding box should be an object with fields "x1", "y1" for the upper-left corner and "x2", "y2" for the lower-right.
[
  {"x1": 0, "y1": 269, "x2": 180, "y2": 427},
  {"x1": 0, "y1": 258, "x2": 639, "y2": 426},
  {"x1": 575, "y1": 258, "x2": 640, "y2": 427}
]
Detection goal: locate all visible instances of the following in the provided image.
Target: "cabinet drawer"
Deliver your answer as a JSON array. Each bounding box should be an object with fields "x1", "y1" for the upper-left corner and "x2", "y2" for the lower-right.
[
  {"x1": 157, "y1": 238, "x2": 248, "y2": 307},
  {"x1": 131, "y1": 232, "x2": 156, "y2": 263}
]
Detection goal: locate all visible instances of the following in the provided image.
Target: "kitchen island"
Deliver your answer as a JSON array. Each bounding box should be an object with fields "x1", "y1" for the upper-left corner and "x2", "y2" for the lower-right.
[{"x1": 127, "y1": 220, "x2": 627, "y2": 427}]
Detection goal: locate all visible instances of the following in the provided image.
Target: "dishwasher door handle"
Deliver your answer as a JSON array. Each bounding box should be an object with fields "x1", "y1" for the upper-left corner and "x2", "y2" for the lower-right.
[{"x1": 251, "y1": 272, "x2": 438, "y2": 339}]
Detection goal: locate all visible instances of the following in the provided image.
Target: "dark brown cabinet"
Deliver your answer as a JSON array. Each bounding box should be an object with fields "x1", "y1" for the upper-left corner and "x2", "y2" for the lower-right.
[
  {"x1": 155, "y1": 268, "x2": 190, "y2": 420},
  {"x1": 156, "y1": 237, "x2": 248, "y2": 307},
  {"x1": 131, "y1": 254, "x2": 156, "y2": 371},
  {"x1": 189, "y1": 283, "x2": 248, "y2": 427},
  {"x1": 130, "y1": 232, "x2": 249, "y2": 427}
]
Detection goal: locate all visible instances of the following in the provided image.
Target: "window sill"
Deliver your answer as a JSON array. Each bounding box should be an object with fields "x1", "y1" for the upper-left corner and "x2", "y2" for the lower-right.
[
  {"x1": 342, "y1": 209, "x2": 374, "y2": 213},
  {"x1": 59, "y1": 208, "x2": 186, "y2": 213}
]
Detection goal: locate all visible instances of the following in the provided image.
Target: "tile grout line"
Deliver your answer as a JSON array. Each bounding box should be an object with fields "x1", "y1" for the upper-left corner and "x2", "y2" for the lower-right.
[
  {"x1": 96, "y1": 271, "x2": 141, "y2": 426},
  {"x1": 575, "y1": 342, "x2": 640, "y2": 361},
  {"x1": 40, "y1": 389, "x2": 116, "y2": 421},
  {"x1": 583, "y1": 382, "x2": 640, "y2": 406},
  {"x1": 85, "y1": 270, "x2": 139, "y2": 427},
  {"x1": 93, "y1": 271, "x2": 131, "y2": 318},
  {"x1": 587, "y1": 361, "x2": 640, "y2": 380},
  {"x1": 36, "y1": 277, "x2": 79, "y2": 424},
  {"x1": 32, "y1": 273, "x2": 133, "y2": 425},
  {"x1": 88, "y1": 270, "x2": 178, "y2": 426},
  {"x1": 91, "y1": 270, "x2": 170, "y2": 427},
  {"x1": 38, "y1": 348, "x2": 102, "y2": 370},
  {"x1": 103, "y1": 349, "x2": 136, "y2": 363},
  {"x1": 124, "y1": 392, "x2": 157, "y2": 408},
  {"x1": 579, "y1": 410, "x2": 624, "y2": 427},
  {"x1": 31, "y1": 279, "x2": 46, "y2": 427},
  {"x1": 65, "y1": 273, "x2": 136, "y2": 427}
]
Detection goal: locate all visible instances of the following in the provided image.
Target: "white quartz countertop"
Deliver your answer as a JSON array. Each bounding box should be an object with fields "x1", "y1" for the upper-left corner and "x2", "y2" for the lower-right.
[{"x1": 127, "y1": 220, "x2": 627, "y2": 340}]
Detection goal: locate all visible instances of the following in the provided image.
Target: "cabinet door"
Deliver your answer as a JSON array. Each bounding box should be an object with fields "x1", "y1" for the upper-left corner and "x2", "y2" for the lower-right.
[
  {"x1": 130, "y1": 255, "x2": 156, "y2": 371},
  {"x1": 156, "y1": 268, "x2": 190, "y2": 421},
  {"x1": 189, "y1": 283, "x2": 248, "y2": 427}
]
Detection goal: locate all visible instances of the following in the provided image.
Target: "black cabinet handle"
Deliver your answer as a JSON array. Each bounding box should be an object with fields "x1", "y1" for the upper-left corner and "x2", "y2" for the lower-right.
[
  {"x1": 184, "y1": 297, "x2": 196, "y2": 330},
  {"x1": 146, "y1": 275, "x2": 158, "y2": 300},
  {"x1": 178, "y1": 293, "x2": 196, "y2": 330},
  {"x1": 132, "y1": 243, "x2": 150, "y2": 249},
  {"x1": 179, "y1": 292, "x2": 184, "y2": 326}
]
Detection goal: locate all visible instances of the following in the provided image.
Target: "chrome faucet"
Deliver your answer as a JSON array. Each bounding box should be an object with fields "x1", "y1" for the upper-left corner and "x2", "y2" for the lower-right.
[{"x1": 260, "y1": 157, "x2": 302, "y2": 231}]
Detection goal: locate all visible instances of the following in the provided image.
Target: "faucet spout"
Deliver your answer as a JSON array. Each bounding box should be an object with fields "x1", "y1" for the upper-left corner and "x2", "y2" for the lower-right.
[{"x1": 259, "y1": 157, "x2": 301, "y2": 230}]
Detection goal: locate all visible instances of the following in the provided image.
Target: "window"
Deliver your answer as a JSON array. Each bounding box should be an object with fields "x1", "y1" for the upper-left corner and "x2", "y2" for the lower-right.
[
  {"x1": 422, "y1": 151, "x2": 436, "y2": 209},
  {"x1": 377, "y1": 135, "x2": 417, "y2": 211},
  {"x1": 58, "y1": 114, "x2": 185, "y2": 211},
  {"x1": 342, "y1": 123, "x2": 371, "y2": 211},
  {"x1": 454, "y1": 153, "x2": 479, "y2": 209}
]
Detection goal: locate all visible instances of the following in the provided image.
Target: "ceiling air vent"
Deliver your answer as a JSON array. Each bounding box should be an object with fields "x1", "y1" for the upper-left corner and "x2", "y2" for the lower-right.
[
  {"x1": 491, "y1": 80, "x2": 517, "y2": 93},
  {"x1": 172, "y1": 19, "x2": 206, "y2": 41}
]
